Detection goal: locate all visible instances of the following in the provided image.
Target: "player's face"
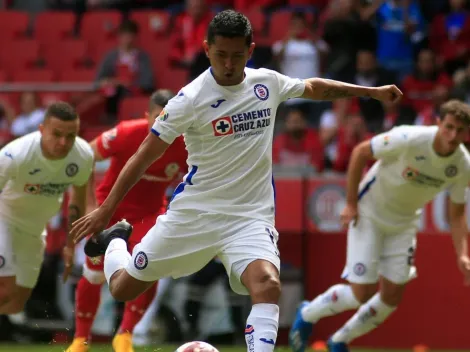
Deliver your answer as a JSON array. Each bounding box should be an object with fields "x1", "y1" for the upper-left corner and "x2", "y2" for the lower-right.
[
  {"x1": 204, "y1": 36, "x2": 255, "y2": 86},
  {"x1": 39, "y1": 117, "x2": 80, "y2": 160},
  {"x1": 436, "y1": 113, "x2": 469, "y2": 155}
]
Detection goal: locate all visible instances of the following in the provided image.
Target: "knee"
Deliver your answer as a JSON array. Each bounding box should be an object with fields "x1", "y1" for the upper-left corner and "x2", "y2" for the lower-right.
[
  {"x1": 350, "y1": 284, "x2": 376, "y2": 304},
  {"x1": 249, "y1": 274, "x2": 281, "y2": 304}
]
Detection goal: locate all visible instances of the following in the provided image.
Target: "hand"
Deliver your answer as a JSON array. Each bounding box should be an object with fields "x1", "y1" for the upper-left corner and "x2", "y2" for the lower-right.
[
  {"x1": 457, "y1": 255, "x2": 470, "y2": 286},
  {"x1": 370, "y1": 85, "x2": 403, "y2": 105},
  {"x1": 340, "y1": 203, "x2": 358, "y2": 228},
  {"x1": 70, "y1": 206, "x2": 113, "y2": 244},
  {"x1": 62, "y1": 245, "x2": 75, "y2": 283}
]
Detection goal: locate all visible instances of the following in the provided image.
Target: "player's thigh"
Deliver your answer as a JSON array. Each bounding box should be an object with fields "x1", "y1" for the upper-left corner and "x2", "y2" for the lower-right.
[
  {"x1": 126, "y1": 210, "x2": 219, "y2": 283},
  {"x1": 341, "y1": 216, "x2": 384, "y2": 285},
  {"x1": 11, "y1": 229, "x2": 46, "y2": 290},
  {"x1": 380, "y1": 228, "x2": 417, "y2": 285},
  {"x1": 217, "y1": 218, "x2": 281, "y2": 296}
]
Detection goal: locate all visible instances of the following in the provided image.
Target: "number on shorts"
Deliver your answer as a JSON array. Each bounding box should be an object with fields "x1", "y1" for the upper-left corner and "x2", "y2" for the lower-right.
[
  {"x1": 265, "y1": 227, "x2": 280, "y2": 257},
  {"x1": 407, "y1": 246, "x2": 415, "y2": 266}
]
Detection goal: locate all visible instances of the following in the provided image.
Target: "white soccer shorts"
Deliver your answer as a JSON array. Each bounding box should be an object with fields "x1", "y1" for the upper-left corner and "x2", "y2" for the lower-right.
[
  {"x1": 341, "y1": 215, "x2": 418, "y2": 285},
  {"x1": 125, "y1": 209, "x2": 281, "y2": 295},
  {"x1": 0, "y1": 219, "x2": 46, "y2": 288}
]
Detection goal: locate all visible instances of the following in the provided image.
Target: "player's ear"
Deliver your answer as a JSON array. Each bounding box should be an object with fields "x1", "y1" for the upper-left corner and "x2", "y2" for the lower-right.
[
  {"x1": 203, "y1": 40, "x2": 209, "y2": 58},
  {"x1": 248, "y1": 42, "x2": 256, "y2": 58}
]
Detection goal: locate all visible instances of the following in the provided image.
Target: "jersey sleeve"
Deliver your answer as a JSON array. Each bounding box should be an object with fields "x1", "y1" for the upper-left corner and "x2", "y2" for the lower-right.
[
  {"x1": 274, "y1": 70, "x2": 306, "y2": 102},
  {"x1": 73, "y1": 143, "x2": 95, "y2": 187},
  {"x1": 448, "y1": 176, "x2": 469, "y2": 204},
  {"x1": 0, "y1": 146, "x2": 17, "y2": 190},
  {"x1": 370, "y1": 126, "x2": 410, "y2": 160},
  {"x1": 96, "y1": 124, "x2": 126, "y2": 159},
  {"x1": 151, "y1": 92, "x2": 195, "y2": 144}
]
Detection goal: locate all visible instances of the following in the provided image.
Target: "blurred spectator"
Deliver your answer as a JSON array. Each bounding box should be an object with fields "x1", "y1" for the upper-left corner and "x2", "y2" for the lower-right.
[
  {"x1": 322, "y1": 0, "x2": 361, "y2": 80},
  {"x1": 272, "y1": 11, "x2": 328, "y2": 80},
  {"x1": 321, "y1": 114, "x2": 371, "y2": 172},
  {"x1": 361, "y1": 0, "x2": 425, "y2": 79},
  {"x1": 415, "y1": 85, "x2": 450, "y2": 125},
  {"x1": 273, "y1": 109, "x2": 324, "y2": 171},
  {"x1": 451, "y1": 60, "x2": 470, "y2": 104},
  {"x1": 430, "y1": 0, "x2": 470, "y2": 74},
  {"x1": 0, "y1": 103, "x2": 14, "y2": 148},
  {"x1": 380, "y1": 98, "x2": 416, "y2": 131},
  {"x1": 169, "y1": 0, "x2": 212, "y2": 81},
  {"x1": 402, "y1": 49, "x2": 452, "y2": 114},
  {"x1": 95, "y1": 20, "x2": 155, "y2": 118},
  {"x1": 345, "y1": 49, "x2": 397, "y2": 131},
  {"x1": 10, "y1": 92, "x2": 46, "y2": 138}
]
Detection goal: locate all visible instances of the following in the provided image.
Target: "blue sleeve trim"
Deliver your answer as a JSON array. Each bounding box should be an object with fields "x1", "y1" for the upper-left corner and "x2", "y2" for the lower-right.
[{"x1": 151, "y1": 128, "x2": 160, "y2": 136}]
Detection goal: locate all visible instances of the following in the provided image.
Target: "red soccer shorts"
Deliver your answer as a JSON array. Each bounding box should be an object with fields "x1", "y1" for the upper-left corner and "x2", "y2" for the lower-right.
[{"x1": 85, "y1": 215, "x2": 156, "y2": 271}]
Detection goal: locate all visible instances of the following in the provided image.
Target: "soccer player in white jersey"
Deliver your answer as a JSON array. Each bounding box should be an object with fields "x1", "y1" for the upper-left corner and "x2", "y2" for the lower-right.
[
  {"x1": 289, "y1": 100, "x2": 470, "y2": 352},
  {"x1": 0, "y1": 102, "x2": 94, "y2": 315},
  {"x1": 70, "y1": 10, "x2": 401, "y2": 352}
]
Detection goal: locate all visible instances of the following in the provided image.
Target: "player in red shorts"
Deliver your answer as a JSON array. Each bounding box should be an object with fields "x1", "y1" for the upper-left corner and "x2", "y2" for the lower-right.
[{"x1": 66, "y1": 90, "x2": 187, "y2": 352}]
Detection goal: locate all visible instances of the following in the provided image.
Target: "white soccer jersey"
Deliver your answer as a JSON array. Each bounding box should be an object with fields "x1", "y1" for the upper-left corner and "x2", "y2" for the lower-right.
[
  {"x1": 0, "y1": 131, "x2": 94, "y2": 234},
  {"x1": 359, "y1": 125, "x2": 470, "y2": 227},
  {"x1": 152, "y1": 67, "x2": 305, "y2": 222}
]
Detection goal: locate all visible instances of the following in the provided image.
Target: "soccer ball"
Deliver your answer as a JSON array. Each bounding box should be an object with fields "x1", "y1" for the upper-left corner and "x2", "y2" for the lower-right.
[{"x1": 175, "y1": 341, "x2": 220, "y2": 352}]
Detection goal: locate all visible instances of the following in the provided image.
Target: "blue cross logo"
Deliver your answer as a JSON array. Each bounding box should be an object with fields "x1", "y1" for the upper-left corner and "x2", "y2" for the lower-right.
[{"x1": 216, "y1": 120, "x2": 230, "y2": 133}]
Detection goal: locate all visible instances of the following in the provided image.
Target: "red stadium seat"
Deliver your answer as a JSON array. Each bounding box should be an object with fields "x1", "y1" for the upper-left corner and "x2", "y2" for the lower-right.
[
  {"x1": 118, "y1": 96, "x2": 149, "y2": 121},
  {"x1": 0, "y1": 40, "x2": 40, "y2": 71},
  {"x1": 0, "y1": 11, "x2": 29, "y2": 44},
  {"x1": 269, "y1": 10, "x2": 314, "y2": 43},
  {"x1": 130, "y1": 11, "x2": 170, "y2": 40},
  {"x1": 80, "y1": 11, "x2": 122, "y2": 47},
  {"x1": 44, "y1": 39, "x2": 88, "y2": 71},
  {"x1": 0, "y1": 70, "x2": 8, "y2": 82},
  {"x1": 156, "y1": 68, "x2": 187, "y2": 94},
  {"x1": 80, "y1": 125, "x2": 112, "y2": 142},
  {"x1": 38, "y1": 91, "x2": 70, "y2": 106},
  {"x1": 146, "y1": 37, "x2": 171, "y2": 77},
  {"x1": 244, "y1": 9, "x2": 266, "y2": 36},
  {"x1": 59, "y1": 68, "x2": 96, "y2": 82},
  {"x1": 34, "y1": 11, "x2": 76, "y2": 47},
  {"x1": 89, "y1": 39, "x2": 117, "y2": 65},
  {"x1": 13, "y1": 69, "x2": 56, "y2": 83}
]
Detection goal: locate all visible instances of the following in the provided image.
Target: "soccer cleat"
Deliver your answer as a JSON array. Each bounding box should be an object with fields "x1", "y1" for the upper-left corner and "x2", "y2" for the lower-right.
[
  {"x1": 65, "y1": 337, "x2": 89, "y2": 352},
  {"x1": 112, "y1": 332, "x2": 135, "y2": 352},
  {"x1": 84, "y1": 219, "x2": 133, "y2": 257},
  {"x1": 289, "y1": 301, "x2": 313, "y2": 352},
  {"x1": 327, "y1": 337, "x2": 350, "y2": 352}
]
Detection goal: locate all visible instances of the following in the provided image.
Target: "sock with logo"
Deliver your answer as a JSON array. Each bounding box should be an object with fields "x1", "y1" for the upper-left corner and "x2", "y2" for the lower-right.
[
  {"x1": 301, "y1": 284, "x2": 361, "y2": 323},
  {"x1": 245, "y1": 304, "x2": 279, "y2": 352},
  {"x1": 104, "y1": 238, "x2": 131, "y2": 284},
  {"x1": 74, "y1": 277, "x2": 102, "y2": 339},
  {"x1": 331, "y1": 292, "x2": 396, "y2": 343},
  {"x1": 119, "y1": 282, "x2": 157, "y2": 334}
]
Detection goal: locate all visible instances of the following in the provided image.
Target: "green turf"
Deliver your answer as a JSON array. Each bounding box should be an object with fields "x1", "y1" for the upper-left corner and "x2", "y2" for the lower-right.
[{"x1": 1, "y1": 345, "x2": 469, "y2": 352}]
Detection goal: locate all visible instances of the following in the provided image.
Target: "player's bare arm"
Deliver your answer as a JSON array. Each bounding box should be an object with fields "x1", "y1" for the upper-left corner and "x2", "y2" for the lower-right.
[
  {"x1": 301, "y1": 77, "x2": 403, "y2": 104},
  {"x1": 448, "y1": 201, "x2": 470, "y2": 285},
  {"x1": 62, "y1": 182, "x2": 88, "y2": 281},
  {"x1": 340, "y1": 140, "x2": 374, "y2": 227},
  {"x1": 70, "y1": 133, "x2": 170, "y2": 242}
]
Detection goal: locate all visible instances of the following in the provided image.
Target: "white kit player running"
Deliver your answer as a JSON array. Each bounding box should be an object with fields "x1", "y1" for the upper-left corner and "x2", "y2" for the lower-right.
[
  {"x1": 70, "y1": 10, "x2": 401, "y2": 352},
  {"x1": 0, "y1": 102, "x2": 94, "y2": 315},
  {"x1": 290, "y1": 100, "x2": 470, "y2": 352}
]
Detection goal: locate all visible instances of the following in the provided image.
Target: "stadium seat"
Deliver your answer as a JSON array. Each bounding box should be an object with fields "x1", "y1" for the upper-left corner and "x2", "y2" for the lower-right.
[
  {"x1": 118, "y1": 96, "x2": 149, "y2": 121},
  {"x1": 38, "y1": 91, "x2": 70, "y2": 106},
  {"x1": 43, "y1": 39, "x2": 88, "y2": 71},
  {"x1": 13, "y1": 68, "x2": 56, "y2": 83},
  {"x1": 130, "y1": 10, "x2": 171, "y2": 40},
  {"x1": 80, "y1": 125, "x2": 111, "y2": 142},
  {"x1": 80, "y1": 11, "x2": 122, "y2": 48},
  {"x1": 90, "y1": 39, "x2": 117, "y2": 66},
  {"x1": 146, "y1": 37, "x2": 171, "y2": 77},
  {"x1": 0, "y1": 11, "x2": 29, "y2": 44},
  {"x1": 244, "y1": 9, "x2": 266, "y2": 36},
  {"x1": 156, "y1": 68, "x2": 187, "y2": 93},
  {"x1": 0, "y1": 70, "x2": 8, "y2": 82},
  {"x1": 0, "y1": 40, "x2": 40, "y2": 71},
  {"x1": 59, "y1": 68, "x2": 96, "y2": 83},
  {"x1": 34, "y1": 11, "x2": 76, "y2": 47}
]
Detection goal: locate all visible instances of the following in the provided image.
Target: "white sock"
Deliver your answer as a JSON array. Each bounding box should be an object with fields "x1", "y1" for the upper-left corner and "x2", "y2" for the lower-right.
[
  {"x1": 301, "y1": 284, "x2": 360, "y2": 323},
  {"x1": 104, "y1": 238, "x2": 131, "y2": 284},
  {"x1": 331, "y1": 293, "x2": 396, "y2": 343},
  {"x1": 245, "y1": 303, "x2": 279, "y2": 352}
]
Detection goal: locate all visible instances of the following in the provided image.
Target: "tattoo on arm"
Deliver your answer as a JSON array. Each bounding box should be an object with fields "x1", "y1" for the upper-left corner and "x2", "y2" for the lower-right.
[
  {"x1": 322, "y1": 87, "x2": 355, "y2": 99},
  {"x1": 67, "y1": 204, "x2": 81, "y2": 242}
]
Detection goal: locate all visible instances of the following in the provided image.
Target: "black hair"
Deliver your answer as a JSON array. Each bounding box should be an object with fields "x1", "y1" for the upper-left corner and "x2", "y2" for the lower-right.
[
  {"x1": 149, "y1": 89, "x2": 175, "y2": 110},
  {"x1": 207, "y1": 10, "x2": 253, "y2": 47},
  {"x1": 119, "y1": 19, "x2": 139, "y2": 34},
  {"x1": 45, "y1": 101, "x2": 78, "y2": 121}
]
